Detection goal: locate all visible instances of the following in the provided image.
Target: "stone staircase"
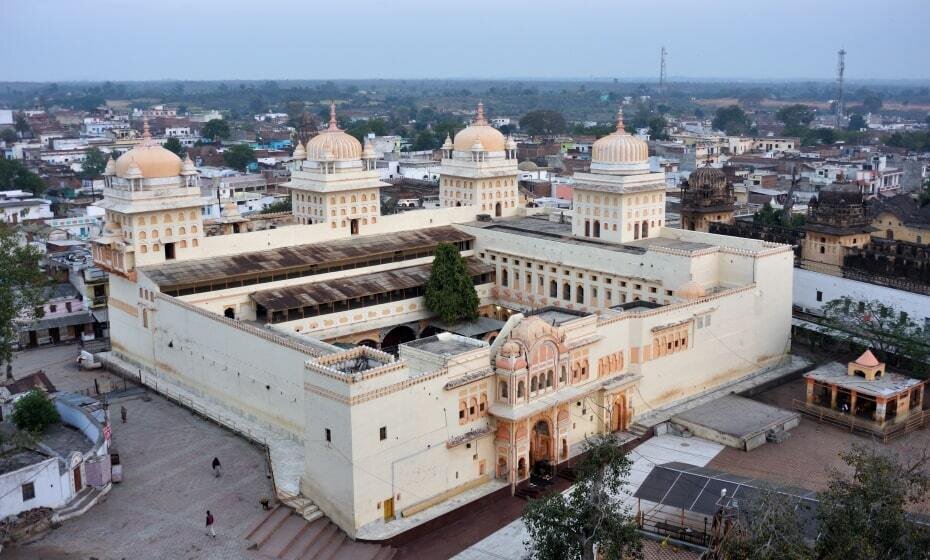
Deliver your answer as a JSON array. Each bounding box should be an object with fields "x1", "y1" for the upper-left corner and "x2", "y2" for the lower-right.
[
  {"x1": 245, "y1": 503, "x2": 395, "y2": 560},
  {"x1": 627, "y1": 422, "x2": 651, "y2": 439},
  {"x1": 54, "y1": 483, "x2": 111, "y2": 523}
]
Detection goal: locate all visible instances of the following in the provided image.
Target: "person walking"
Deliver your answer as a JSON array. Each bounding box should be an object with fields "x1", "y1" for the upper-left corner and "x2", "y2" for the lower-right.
[
  {"x1": 205, "y1": 510, "x2": 215, "y2": 538},
  {"x1": 120, "y1": 405, "x2": 128, "y2": 424},
  {"x1": 212, "y1": 457, "x2": 222, "y2": 478}
]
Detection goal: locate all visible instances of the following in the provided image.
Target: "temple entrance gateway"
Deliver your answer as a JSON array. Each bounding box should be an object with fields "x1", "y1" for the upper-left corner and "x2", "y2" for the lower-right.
[
  {"x1": 530, "y1": 419, "x2": 553, "y2": 464},
  {"x1": 612, "y1": 396, "x2": 628, "y2": 432}
]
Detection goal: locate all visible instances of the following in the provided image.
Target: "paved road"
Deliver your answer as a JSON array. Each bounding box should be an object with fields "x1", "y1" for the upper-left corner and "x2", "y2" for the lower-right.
[{"x1": 7, "y1": 345, "x2": 274, "y2": 560}]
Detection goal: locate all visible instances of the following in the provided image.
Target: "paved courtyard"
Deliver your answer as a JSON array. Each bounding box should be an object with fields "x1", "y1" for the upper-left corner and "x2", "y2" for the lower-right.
[
  {"x1": 707, "y1": 377, "x2": 930, "y2": 514},
  {"x1": 7, "y1": 345, "x2": 274, "y2": 560}
]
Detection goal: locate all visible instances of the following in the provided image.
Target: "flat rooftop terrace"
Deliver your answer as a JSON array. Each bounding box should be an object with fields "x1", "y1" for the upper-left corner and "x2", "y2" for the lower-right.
[
  {"x1": 672, "y1": 394, "x2": 800, "y2": 440},
  {"x1": 467, "y1": 215, "x2": 715, "y2": 254},
  {"x1": 405, "y1": 332, "x2": 488, "y2": 356},
  {"x1": 526, "y1": 306, "x2": 590, "y2": 326},
  {"x1": 141, "y1": 226, "x2": 473, "y2": 293}
]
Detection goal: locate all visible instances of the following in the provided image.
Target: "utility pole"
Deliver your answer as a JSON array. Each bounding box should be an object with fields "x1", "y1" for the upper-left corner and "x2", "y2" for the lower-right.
[
  {"x1": 658, "y1": 46, "x2": 667, "y2": 95},
  {"x1": 835, "y1": 49, "x2": 846, "y2": 128}
]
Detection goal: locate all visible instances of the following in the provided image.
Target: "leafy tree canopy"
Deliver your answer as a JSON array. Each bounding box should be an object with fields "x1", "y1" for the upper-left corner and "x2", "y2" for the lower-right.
[
  {"x1": 776, "y1": 104, "x2": 815, "y2": 130},
  {"x1": 816, "y1": 447, "x2": 930, "y2": 560},
  {"x1": 847, "y1": 114, "x2": 867, "y2": 131},
  {"x1": 0, "y1": 158, "x2": 45, "y2": 195},
  {"x1": 0, "y1": 127, "x2": 16, "y2": 144},
  {"x1": 712, "y1": 105, "x2": 754, "y2": 136},
  {"x1": 202, "y1": 118, "x2": 230, "y2": 143},
  {"x1": 163, "y1": 137, "x2": 184, "y2": 156},
  {"x1": 81, "y1": 147, "x2": 108, "y2": 180},
  {"x1": 223, "y1": 144, "x2": 256, "y2": 172},
  {"x1": 424, "y1": 243, "x2": 479, "y2": 323},
  {"x1": 523, "y1": 435, "x2": 643, "y2": 560},
  {"x1": 520, "y1": 110, "x2": 567, "y2": 136},
  {"x1": 821, "y1": 297, "x2": 930, "y2": 376},
  {"x1": 11, "y1": 389, "x2": 60, "y2": 433},
  {"x1": 0, "y1": 225, "x2": 46, "y2": 368}
]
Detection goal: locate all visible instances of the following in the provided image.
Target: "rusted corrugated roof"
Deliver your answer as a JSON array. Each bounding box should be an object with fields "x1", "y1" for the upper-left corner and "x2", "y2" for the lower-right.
[
  {"x1": 251, "y1": 258, "x2": 493, "y2": 311},
  {"x1": 140, "y1": 226, "x2": 473, "y2": 289}
]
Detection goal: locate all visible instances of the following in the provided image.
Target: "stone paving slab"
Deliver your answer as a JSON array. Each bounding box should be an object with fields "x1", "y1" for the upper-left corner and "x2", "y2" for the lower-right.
[{"x1": 6, "y1": 345, "x2": 274, "y2": 560}]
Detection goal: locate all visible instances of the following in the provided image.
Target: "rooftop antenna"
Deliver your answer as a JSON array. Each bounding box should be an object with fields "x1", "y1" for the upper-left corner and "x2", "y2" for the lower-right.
[
  {"x1": 835, "y1": 49, "x2": 847, "y2": 127},
  {"x1": 658, "y1": 46, "x2": 667, "y2": 95}
]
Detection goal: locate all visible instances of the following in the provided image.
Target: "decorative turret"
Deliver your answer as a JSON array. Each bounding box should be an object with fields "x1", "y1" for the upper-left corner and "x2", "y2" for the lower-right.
[
  {"x1": 293, "y1": 140, "x2": 307, "y2": 161},
  {"x1": 495, "y1": 341, "x2": 527, "y2": 371}
]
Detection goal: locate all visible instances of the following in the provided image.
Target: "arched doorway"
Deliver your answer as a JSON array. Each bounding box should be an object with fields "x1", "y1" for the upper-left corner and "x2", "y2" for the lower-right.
[
  {"x1": 584, "y1": 220, "x2": 590, "y2": 237},
  {"x1": 517, "y1": 457, "x2": 527, "y2": 479},
  {"x1": 530, "y1": 419, "x2": 553, "y2": 464},
  {"x1": 381, "y1": 325, "x2": 416, "y2": 354},
  {"x1": 350, "y1": 219, "x2": 359, "y2": 235},
  {"x1": 497, "y1": 457, "x2": 508, "y2": 479},
  {"x1": 641, "y1": 221, "x2": 649, "y2": 237},
  {"x1": 612, "y1": 395, "x2": 628, "y2": 432},
  {"x1": 593, "y1": 220, "x2": 600, "y2": 238},
  {"x1": 495, "y1": 202, "x2": 502, "y2": 217},
  {"x1": 223, "y1": 307, "x2": 235, "y2": 319},
  {"x1": 634, "y1": 222, "x2": 640, "y2": 239}
]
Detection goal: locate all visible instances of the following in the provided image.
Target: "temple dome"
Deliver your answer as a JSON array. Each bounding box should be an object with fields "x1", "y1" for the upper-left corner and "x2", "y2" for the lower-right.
[
  {"x1": 115, "y1": 121, "x2": 182, "y2": 179},
  {"x1": 306, "y1": 104, "x2": 362, "y2": 161},
  {"x1": 591, "y1": 109, "x2": 649, "y2": 166},
  {"x1": 854, "y1": 349, "x2": 881, "y2": 368},
  {"x1": 688, "y1": 166, "x2": 727, "y2": 186},
  {"x1": 453, "y1": 102, "x2": 506, "y2": 152},
  {"x1": 518, "y1": 160, "x2": 538, "y2": 172}
]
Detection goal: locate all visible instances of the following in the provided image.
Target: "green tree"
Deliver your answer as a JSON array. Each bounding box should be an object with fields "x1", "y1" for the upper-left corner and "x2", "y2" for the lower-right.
[
  {"x1": 412, "y1": 130, "x2": 438, "y2": 151},
  {"x1": 13, "y1": 113, "x2": 30, "y2": 136},
  {"x1": 0, "y1": 158, "x2": 45, "y2": 195},
  {"x1": 520, "y1": 110, "x2": 567, "y2": 136},
  {"x1": 862, "y1": 94, "x2": 883, "y2": 113},
  {"x1": 816, "y1": 447, "x2": 930, "y2": 560},
  {"x1": 0, "y1": 225, "x2": 46, "y2": 371},
  {"x1": 715, "y1": 487, "x2": 814, "y2": 560},
  {"x1": 1, "y1": 128, "x2": 16, "y2": 144},
  {"x1": 11, "y1": 389, "x2": 60, "y2": 433},
  {"x1": 712, "y1": 105, "x2": 753, "y2": 136},
  {"x1": 202, "y1": 118, "x2": 230, "y2": 143},
  {"x1": 80, "y1": 147, "x2": 107, "y2": 180},
  {"x1": 776, "y1": 104, "x2": 815, "y2": 130},
  {"x1": 523, "y1": 435, "x2": 643, "y2": 560},
  {"x1": 424, "y1": 243, "x2": 478, "y2": 323},
  {"x1": 163, "y1": 137, "x2": 184, "y2": 156},
  {"x1": 647, "y1": 116, "x2": 669, "y2": 140},
  {"x1": 847, "y1": 114, "x2": 867, "y2": 131},
  {"x1": 821, "y1": 297, "x2": 930, "y2": 376},
  {"x1": 223, "y1": 144, "x2": 257, "y2": 172}
]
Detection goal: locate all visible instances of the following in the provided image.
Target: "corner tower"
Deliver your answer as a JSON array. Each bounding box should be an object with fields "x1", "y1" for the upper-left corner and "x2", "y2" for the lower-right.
[
  {"x1": 92, "y1": 121, "x2": 205, "y2": 276},
  {"x1": 438, "y1": 102, "x2": 519, "y2": 216},
  {"x1": 286, "y1": 104, "x2": 385, "y2": 235},
  {"x1": 570, "y1": 110, "x2": 666, "y2": 242}
]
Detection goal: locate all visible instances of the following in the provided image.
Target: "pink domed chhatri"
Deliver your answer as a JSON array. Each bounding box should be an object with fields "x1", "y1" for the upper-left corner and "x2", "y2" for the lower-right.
[{"x1": 854, "y1": 349, "x2": 881, "y2": 367}]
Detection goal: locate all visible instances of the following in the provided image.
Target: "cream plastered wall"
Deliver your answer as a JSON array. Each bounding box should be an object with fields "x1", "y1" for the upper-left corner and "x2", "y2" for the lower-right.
[
  {"x1": 193, "y1": 204, "x2": 515, "y2": 259},
  {"x1": 872, "y1": 212, "x2": 930, "y2": 244}
]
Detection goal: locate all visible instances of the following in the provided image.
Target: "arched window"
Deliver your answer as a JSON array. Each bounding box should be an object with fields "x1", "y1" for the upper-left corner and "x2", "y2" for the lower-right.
[
  {"x1": 517, "y1": 380, "x2": 525, "y2": 398},
  {"x1": 179, "y1": 226, "x2": 186, "y2": 235},
  {"x1": 180, "y1": 240, "x2": 188, "y2": 248},
  {"x1": 479, "y1": 393, "x2": 488, "y2": 415},
  {"x1": 339, "y1": 196, "x2": 346, "y2": 204},
  {"x1": 469, "y1": 397, "x2": 478, "y2": 419},
  {"x1": 165, "y1": 228, "x2": 172, "y2": 237},
  {"x1": 191, "y1": 225, "x2": 198, "y2": 233},
  {"x1": 576, "y1": 286, "x2": 584, "y2": 304},
  {"x1": 192, "y1": 239, "x2": 198, "y2": 247},
  {"x1": 501, "y1": 269, "x2": 509, "y2": 287},
  {"x1": 546, "y1": 370, "x2": 553, "y2": 388},
  {"x1": 458, "y1": 401, "x2": 467, "y2": 424},
  {"x1": 550, "y1": 280, "x2": 557, "y2": 298},
  {"x1": 177, "y1": 212, "x2": 185, "y2": 221},
  {"x1": 140, "y1": 245, "x2": 148, "y2": 253},
  {"x1": 562, "y1": 283, "x2": 571, "y2": 300},
  {"x1": 189, "y1": 211, "x2": 197, "y2": 220},
  {"x1": 139, "y1": 231, "x2": 147, "y2": 240},
  {"x1": 530, "y1": 376, "x2": 538, "y2": 393},
  {"x1": 499, "y1": 380, "x2": 508, "y2": 399},
  {"x1": 350, "y1": 195, "x2": 356, "y2": 202},
  {"x1": 560, "y1": 366, "x2": 567, "y2": 384},
  {"x1": 151, "y1": 229, "x2": 159, "y2": 238},
  {"x1": 163, "y1": 213, "x2": 172, "y2": 223},
  {"x1": 137, "y1": 216, "x2": 145, "y2": 225}
]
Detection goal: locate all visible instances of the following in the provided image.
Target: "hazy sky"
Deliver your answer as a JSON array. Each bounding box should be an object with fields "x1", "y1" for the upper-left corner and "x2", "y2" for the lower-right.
[{"x1": 4, "y1": 0, "x2": 930, "y2": 82}]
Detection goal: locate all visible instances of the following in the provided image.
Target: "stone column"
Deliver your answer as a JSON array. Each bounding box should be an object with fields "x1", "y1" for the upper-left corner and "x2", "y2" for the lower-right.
[
  {"x1": 830, "y1": 384, "x2": 838, "y2": 408},
  {"x1": 875, "y1": 398, "x2": 886, "y2": 424},
  {"x1": 850, "y1": 391, "x2": 857, "y2": 416}
]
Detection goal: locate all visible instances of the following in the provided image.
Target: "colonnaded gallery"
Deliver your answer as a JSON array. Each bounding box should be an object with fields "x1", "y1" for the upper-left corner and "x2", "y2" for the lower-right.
[{"x1": 91, "y1": 105, "x2": 793, "y2": 537}]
